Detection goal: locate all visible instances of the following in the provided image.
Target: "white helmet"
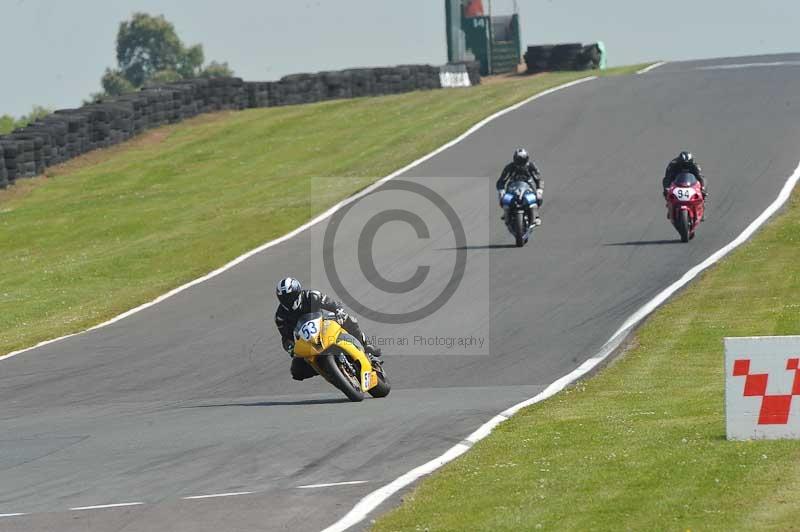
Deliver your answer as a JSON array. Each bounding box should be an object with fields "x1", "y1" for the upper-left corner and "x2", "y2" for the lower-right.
[{"x1": 276, "y1": 277, "x2": 302, "y2": 309}]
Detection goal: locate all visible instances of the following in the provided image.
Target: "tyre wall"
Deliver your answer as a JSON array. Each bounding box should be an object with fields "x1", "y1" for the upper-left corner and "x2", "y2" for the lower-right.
[
  {"x1": 0, "y1": 62, "x2": 480, "y2": 187},
  {"x1": 523, "y1": 43, "x2": 603, "y2": 74}
]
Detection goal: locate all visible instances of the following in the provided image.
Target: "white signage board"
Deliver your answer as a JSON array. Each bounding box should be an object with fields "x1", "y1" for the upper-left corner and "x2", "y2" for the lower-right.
[
  {"x1": 725, "y1": 336, "x2": 800, "y2": 440},
  {"x1": 439, "y1": 64, "x2": 472, "y2": 88}
]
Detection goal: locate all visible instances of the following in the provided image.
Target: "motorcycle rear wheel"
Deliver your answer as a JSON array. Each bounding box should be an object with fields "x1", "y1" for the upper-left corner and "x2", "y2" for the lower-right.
[
  {"x1": 368, "y1": 360, "x2": 391, "y2": 398},
  {"x1": 316, "y1": 350, "x2": 365, "y2": 402}
]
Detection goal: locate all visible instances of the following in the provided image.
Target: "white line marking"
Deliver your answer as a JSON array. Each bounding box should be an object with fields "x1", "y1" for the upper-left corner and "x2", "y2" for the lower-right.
[
  {"x1": 695, "y1": 60, "x2": 800, "y2": 71},
  {"x1": 0, "y1": 75, "x2": 596, "y2": 364},
  {"x1": 297, "y1": 481, "x2": 369, "y2": 489},
  {"x1": 182, "y1": 491, "x2": 254, "y2": 500},
  {"x1": 0, "y1": 513, "x2": 26, "y2": 518},
  {"x1": 321, "y1": 160, "x2": 800, "y2": 532},
  {"x1": 636, "y1": 61, "x2": 667, "y2": 74},
  {"x1": 70, "y1": 502, "x2": 143, "y2": 511}
]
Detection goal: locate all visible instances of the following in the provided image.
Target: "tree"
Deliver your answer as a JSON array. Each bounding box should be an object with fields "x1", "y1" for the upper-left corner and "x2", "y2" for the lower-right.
[
  {"x1": 19, "y1": 105, "x2": 52, "y2": 125},
  {"x1": 0, "y1": 115, "x2": 15, "y2": 135},
  {"x1": 101, "y1": 68, "x2": 136, "y2": 97},
  {"x1": 95, "y1": 12, "x2": 234, "y2": 98},
  {"x1": 145, "y1": 69, "x2": 182, "y2": 85},
  {"x1": 199, "y1": 61, "x2": 234, "y2": 78},
  {"x1": 116, "y1": 13, "x2": 191, "y2": 87},
  {"x1": 0, "y1": 106, "x2": 53, "y2": 135}
]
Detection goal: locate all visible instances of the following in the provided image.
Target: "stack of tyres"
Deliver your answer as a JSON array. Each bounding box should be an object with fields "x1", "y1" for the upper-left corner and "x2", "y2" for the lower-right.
[
  {"x1": 39, "y1": 117, "x2": 69, "y2": 164},
  {"x1": 0, "y1": 143, "x2": 7, "y2": 188},
  {"x1": 465, "y1": 61, "x2": 481, "y2": 86},
  {"x1": 52, "y1": 110, "x2": 90, "y2": 158},
  {"x1": 13, "y1": 128, "x2": 52, "y2": 172},
  {"x1": 0, "y1": 140, "x2": 18, "y2": 184},
  {"x1": 321, "y1": 71, "x2": 353, "y2": 101},
  {"x1": 245, "y1": 81, "x2": 272, "y2": 108},
  {"x1": 524, "y1": 45, "x2": 554, "y2": 73},
  {"x1": 9, "y1": 135, "x2": 44, "y2": 176},
  {"x1": 0, "y1": 63, "x2": 483, "y2": 183},
  {"x1": 344, "y1": 69, "x2": 375, "y2": 98},
  {"x1": 418, "y1": 64, "x2": 442, "y2": 90},
  {"x1": 524, "y1": 43, "x2": 602, "y2": 73},
  {"x1": 549, "y1": 43, "x2": 584, "y2": 71},
  {"x1": 11, "y1": 139, "x2": 36, "y2": 178},
  {"x1": 579, "y1": 43, "x2": 602, "y2": 70}
]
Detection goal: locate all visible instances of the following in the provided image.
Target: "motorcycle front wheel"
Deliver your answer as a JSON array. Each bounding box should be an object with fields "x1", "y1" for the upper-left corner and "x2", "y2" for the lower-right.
[
  {"x1": 677, "y1": 209, "x2": 690, "y2": 243},
  {"x1": 513, "y1": 211, "x2": 526, "y2": 247},
  {"x1": 316, "y1": 350, "x2": 365, "y2": 402}
]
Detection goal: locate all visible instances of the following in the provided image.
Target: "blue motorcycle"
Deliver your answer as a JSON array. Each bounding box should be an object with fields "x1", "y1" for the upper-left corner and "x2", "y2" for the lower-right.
[{"x1": 501, "y1": 180, "x2": 538, "y2": 247}]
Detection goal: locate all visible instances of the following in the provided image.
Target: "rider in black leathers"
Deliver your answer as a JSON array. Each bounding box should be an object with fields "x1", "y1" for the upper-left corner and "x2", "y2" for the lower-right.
[
  {"x1": 274, "y1": 277, "x2": 381, "y2": 381},
  {"x1": 496, "y1": 148, "x2": 543, "y2": 225},
  {"x1": 663, "y1": 151, "x2": 707, "y2": 198}
]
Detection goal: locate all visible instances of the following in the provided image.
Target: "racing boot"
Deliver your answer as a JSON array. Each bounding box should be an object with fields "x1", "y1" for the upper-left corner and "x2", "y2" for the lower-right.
[
  {"x1": 365, "y1": 343, "x2": 382, "y2": 358},
  {"x1": 359, "y1": 331, "x2": 382, "y2": 358}
]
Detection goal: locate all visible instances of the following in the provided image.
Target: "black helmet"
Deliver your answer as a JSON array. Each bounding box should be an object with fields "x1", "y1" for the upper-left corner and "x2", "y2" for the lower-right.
[
  {"x1": 513, "y1": 148, "x2": 530, "y2": 166},
  {"x1": 679, "y1": 151, "x2": 693, "y2": 163},
  {"x1": 276, "y1": 277, "x2": 302, "y2": 309}
]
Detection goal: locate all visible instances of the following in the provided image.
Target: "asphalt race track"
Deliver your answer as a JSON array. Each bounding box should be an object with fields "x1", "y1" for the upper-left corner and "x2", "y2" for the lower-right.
[{"x1": 3, "y1": 54, "x2": 800, "y2": 531}]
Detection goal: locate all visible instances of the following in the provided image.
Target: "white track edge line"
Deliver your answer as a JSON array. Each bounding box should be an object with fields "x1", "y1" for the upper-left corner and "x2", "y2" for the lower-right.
[
  {"x1": 182, "y1": 491, "x2": 254, "y2": 500},
  {"x1": 0, "y1": 513, "x2": 27, "y2": 517},
  {"x1": 0, "y1": 75, "x2": 596, "y2": 364},
  {"x1": 636, "y1": 61, "x2": 667, "y2": 74},
  {"x1": 320, "y1": 161, "x2": 800, "y2": 532},
  {"x1": 297, "y1": 481, "x2": 369, "y2": 489},
  {"x1": 70, "y1": 502, "x2": 143, "y2": 511}
]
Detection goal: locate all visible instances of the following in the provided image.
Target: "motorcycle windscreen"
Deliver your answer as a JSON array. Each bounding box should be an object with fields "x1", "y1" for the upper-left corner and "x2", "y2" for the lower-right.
[{"x1": 673, "y1": 172, "x2": 698, "y2": 187}]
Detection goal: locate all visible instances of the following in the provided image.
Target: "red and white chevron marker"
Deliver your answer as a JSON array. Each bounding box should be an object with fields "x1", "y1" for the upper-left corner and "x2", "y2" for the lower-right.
[{"x1": 725, "y1": 336, "x2": 800, "y2": 440}]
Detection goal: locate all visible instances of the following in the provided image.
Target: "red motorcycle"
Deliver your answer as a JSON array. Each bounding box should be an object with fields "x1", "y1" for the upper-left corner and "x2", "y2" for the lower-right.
[{"x1": 665, "y1": 172, "x2": 705, "y2": 242}]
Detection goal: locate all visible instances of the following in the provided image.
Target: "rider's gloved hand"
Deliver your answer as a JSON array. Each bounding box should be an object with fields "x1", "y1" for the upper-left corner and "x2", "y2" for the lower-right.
[
  {"x1": 335, "y1": 308, "x2": 347, "y2": 325},
  {"x1": 282, "y1": 338, "x2": 295, "y2": 357},
  {"x1": 536, "y1": 188, "x2": 543, "y2": 205},
  {"x1": 496, "y1": 189, "x2": 504, "y2": 206}
]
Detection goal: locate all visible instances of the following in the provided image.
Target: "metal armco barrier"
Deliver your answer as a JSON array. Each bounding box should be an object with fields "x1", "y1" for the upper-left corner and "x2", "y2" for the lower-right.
[{"x1": 725, "y1": 336, "x2": 800, "y2": 440}]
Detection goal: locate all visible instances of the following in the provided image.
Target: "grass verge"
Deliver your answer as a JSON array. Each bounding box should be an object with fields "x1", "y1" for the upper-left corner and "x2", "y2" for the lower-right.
[
  {"x1": 373, "y1": 189, "x2": 800, "y2": 530},
  {"x1": 0, "y1": 66, "x2": 649, "y2": 356}
]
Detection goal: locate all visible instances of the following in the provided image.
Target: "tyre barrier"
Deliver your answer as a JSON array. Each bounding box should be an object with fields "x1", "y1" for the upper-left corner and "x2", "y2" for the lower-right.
[
  {"x1": 524, "y1": 43, "x2": 603, "y2": 74},
  {"x1": 0, "y1": 62, "x2": 480, "y2": 185}
]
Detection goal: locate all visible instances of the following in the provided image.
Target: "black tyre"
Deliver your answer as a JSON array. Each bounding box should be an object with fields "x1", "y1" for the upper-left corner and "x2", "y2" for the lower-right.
[
  {"x1": 677, "y1": 210, "x2": 690, "y2": 242},
  {"x1": 316, "y1": 350, "x2": 365, "y2": 402},
  {"x1": 368, "y1": 359, "x2": 391, "y2": 398},
  {"x1": 514, "y1": 211, "x2": 526, "y2": 247}
]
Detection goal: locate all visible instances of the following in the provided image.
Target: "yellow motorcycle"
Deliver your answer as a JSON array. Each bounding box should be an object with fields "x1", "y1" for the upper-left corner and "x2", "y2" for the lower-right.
[{"x1": 292, "y1": 311, "x2": 390, "y2": 402}]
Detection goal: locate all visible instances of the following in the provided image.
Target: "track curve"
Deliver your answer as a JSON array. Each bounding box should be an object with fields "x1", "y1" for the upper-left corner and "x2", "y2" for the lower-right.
[{"x1": 3, "y1": 54, "x2": 800, "y2": 531}]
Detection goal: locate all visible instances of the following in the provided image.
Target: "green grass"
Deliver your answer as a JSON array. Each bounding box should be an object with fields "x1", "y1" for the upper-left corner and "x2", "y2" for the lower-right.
[
  {"x1": 373, "y1": 191, "x2": 800, "y2": 530},
  {"x1": 0, "y1": 67, "x2": 651, "y2": 357}
]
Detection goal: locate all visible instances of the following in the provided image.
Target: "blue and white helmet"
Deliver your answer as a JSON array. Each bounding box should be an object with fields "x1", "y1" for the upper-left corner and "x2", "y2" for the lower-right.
[{"x1": 276, "y1": 277, "x2": 302, "y2": 309}]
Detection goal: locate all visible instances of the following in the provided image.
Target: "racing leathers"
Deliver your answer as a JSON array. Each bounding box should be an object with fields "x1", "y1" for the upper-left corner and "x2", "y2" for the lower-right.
[
  {"x1": 663, "y1": 158, "x2": 707, "y2": 197},
  {"x1": 496, "y1": 161, "x2": 543, "y2": 224},
  {"x1": 275, "y1": 289, "x2": 377, "y2": 381}
]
